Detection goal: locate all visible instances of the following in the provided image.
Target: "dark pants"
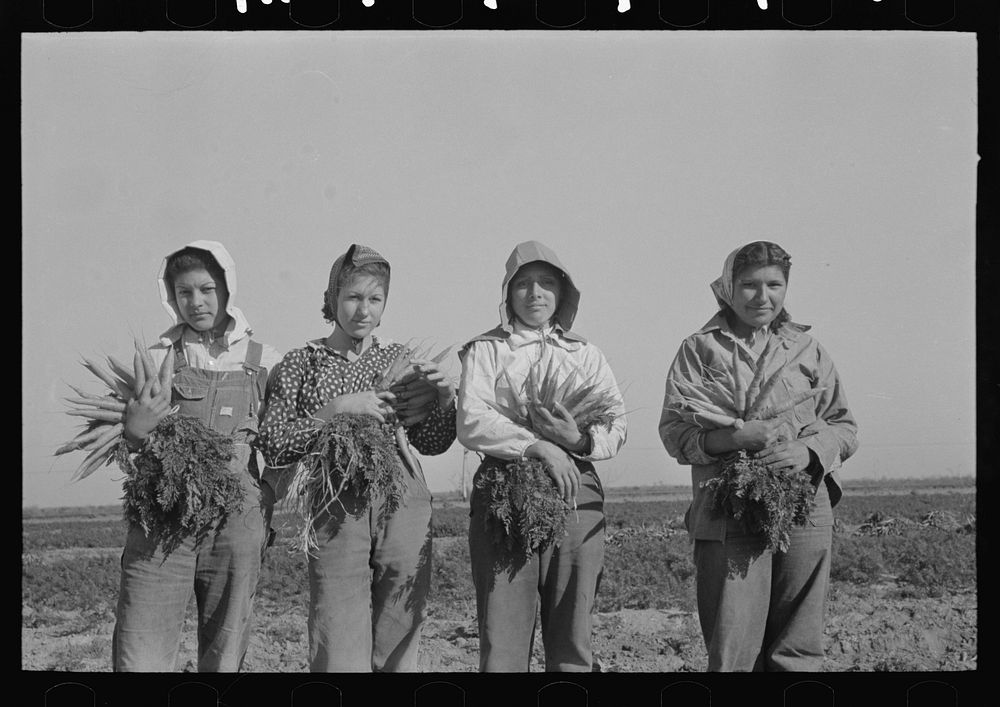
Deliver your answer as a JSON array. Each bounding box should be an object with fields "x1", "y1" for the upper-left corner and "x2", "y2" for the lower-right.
[{"x1": 469, "y1": 461, "x2": 605, "y2": 672}]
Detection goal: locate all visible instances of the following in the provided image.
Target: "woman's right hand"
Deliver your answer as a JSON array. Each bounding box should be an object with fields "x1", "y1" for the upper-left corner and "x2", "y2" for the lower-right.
[
  {"x1": 732, "y1": 419, "x2": 784, "y2": 451},
  {"x1": 123, "y1": 379, "x2": 172, "y2": 449},
  {"x1": 525, "y1": 439, "x2": 580, "y2": 503},
  {"x1": 314, "y1": 390, "x2": 396, "y2": 423},
  {"x1": 704, "y1": 418, "x2": 783, "y2": 455}
]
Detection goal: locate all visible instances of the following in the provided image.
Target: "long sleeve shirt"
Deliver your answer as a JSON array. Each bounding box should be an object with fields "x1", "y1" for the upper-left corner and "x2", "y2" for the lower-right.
[
  {"x1": 658, "y1": 313, "x2": 859, "y2": 541},
  {"x1": 257, "y1": 337, "x2": 456, "y2": 471},
  {"x1": 457, "y1": 323, "x2": 627, "y2": 465}
]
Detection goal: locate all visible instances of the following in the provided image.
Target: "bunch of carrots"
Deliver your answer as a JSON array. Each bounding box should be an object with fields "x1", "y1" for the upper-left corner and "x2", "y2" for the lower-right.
[
  {"x1": 55, "y1": 342, "x2": 176, "y2": 481},
  {"x1": 666, "y1": 339, "x2": 826, "y2": 555},
  {"x1": 56, "y1": 342, "x2": 244, "y2": 554},
  {"x1": 284, "y1": 341, "x2": 454, "y2": 555},
  {"x1": 476, "y1": 348, "x2": 620, "y2": 573}
]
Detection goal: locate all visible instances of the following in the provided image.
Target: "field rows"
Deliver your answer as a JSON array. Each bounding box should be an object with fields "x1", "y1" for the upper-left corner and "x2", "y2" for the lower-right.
[{"x1": 22, "y1": 490, "x2": 977, "y2": 672}]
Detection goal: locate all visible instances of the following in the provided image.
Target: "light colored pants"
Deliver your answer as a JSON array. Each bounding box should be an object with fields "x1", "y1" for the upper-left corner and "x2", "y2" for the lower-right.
[
  {"x1": 112, "y1": 468, "x2": 272, "y2": 672},
  {"x1": 307, "y1": 464, "x2": 433, "y2": 672},
  {"x1": 693, "y1": 482, "x2": 833, "y2": 672},
  {"x1": 469, "y1": 460, "x2": 605, "y2": 672}
]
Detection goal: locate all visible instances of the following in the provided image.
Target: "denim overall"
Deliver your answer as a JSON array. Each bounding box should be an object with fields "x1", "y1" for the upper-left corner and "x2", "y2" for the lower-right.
[
  {"x1": 112, "y1": 340, "x2": 272, "y2": 672},
  {"x1": 468, "y1": 456, "x2": 606, "y2": 672}
]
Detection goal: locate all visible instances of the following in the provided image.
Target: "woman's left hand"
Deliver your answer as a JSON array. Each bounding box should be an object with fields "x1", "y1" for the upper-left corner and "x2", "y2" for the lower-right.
[
  {"x1": 531, "y1": 402, "x2": 588, "y2": 454},
  {"x1": 389, "y1": 360, "x2": 456, "y2": 426},
  {"x1": 756, "y1": 439, "x2": 812, "y2": 473}
]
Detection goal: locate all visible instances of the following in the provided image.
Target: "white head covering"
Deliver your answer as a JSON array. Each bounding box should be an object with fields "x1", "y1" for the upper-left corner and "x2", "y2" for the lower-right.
[{"x1": 156, "y1": 240, "x2": 252, "y2": 347}]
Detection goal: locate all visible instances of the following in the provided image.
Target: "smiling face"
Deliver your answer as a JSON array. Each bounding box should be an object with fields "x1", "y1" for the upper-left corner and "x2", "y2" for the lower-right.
[
  {"x1": 730, "y1": 264, "x2": 787, "y2": 331},
  {"x1": 335, "y1": 273, "x2": 386, "y2": 339},
  {"x1": 509, "y1": 262, "x2": 563, "y2": 328},
  {"x1": 173, "y1": 268, "x2": 230, "y2": 333}
]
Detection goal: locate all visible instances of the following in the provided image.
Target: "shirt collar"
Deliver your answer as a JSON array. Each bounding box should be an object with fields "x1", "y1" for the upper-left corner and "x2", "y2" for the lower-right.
[
  {"x1": 158, "y1": 317, "x2": 243, "y2": 350},
  {"x1": 306, "y1": 334, "x2": 392, "y2": 362},
  {"x1": 697, "y1": 311, "x2": 811, "y2": 341},
  {"x1": 507, "y1": 321, "x2": 584, "y2": 351}
]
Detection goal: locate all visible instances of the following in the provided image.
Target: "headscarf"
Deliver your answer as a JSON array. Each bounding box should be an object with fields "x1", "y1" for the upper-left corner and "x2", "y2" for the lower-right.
[
  {"x1": 323, "y1": 243, "x2": 391, "y2": 327},
  {"x1": 709, "y1": 245, "x2": 741, "y2": 310}
]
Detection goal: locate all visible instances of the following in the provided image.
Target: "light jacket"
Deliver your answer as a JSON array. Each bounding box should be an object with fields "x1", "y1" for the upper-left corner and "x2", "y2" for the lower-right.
[
  {"x1": 659, "y1": 312, "x2": 859, "y2": 541},
  {"x1": 457, "y1": 241, "x2": 627, "y2": 464}
]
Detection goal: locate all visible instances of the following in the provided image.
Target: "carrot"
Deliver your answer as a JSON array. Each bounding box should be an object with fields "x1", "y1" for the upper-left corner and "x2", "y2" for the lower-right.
[
  {"x1": 757, "y1": 387, "x2": 827, "y2": 420},
  {"x1": 670, "y1": 378, "x2": 735, "y2": 414},
  {"x1": 82, "y1": 358, "x2": 132, "y2": 400},
  {"x1": 135, "y1": 340, "x2": 158, "y2": 387},
  {"x1": 132, "y1": 350, "x2": 145, "y2": 396},
  {"x1": 66, "y1": 409, "x2": 124, "y2": 422},
  {"x1": 731, "y1": 344, "x2": 744, "y2": 420},
  {"x1": 106, "y1": 355, "x2": 137, "y2": 391},
  {"x1": 78, "y1": 422, "x2": 124, "y2": 453},
  {"x1": 743, "y1": 338, "x2": 774, "y2": 412},
  {"x1": 550, "y1": 367, "x2": 579, "y2": 404},
  {"x1": 63, "y1": 397, "x2": 127, "y2": 413},
  {"x1": 158, "y1": 345, "x2": 175, "y2": 393},
  {"x1": 71, "y1": 435, "x2": 120, "y2": 481},
  {"x1": 66, "y1": 384, "x2": 103, "y2": 401},
  {"x1": 692, "y1": 410, "x2": 741, "y2": 429},
  {"x1": 745, "y1": 367, "x2": 787, "y2": 421},
  {"x1": 429, "y1": 344, "x2": 456, "y2": 365}
]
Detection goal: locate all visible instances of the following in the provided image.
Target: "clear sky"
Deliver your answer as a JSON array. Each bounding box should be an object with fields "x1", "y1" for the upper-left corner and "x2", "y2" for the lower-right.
[{"x1": 22, "y1": 31, "x2": 977, "y2": 509}]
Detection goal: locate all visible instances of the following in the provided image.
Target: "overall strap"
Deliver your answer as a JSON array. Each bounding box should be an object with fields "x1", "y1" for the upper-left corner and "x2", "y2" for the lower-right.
[
  {"x1": 171, "y1": 337, "x2": 188, "y2": 372},
  {"x1": 241, "y1": 339, "x2": 267, "y2": 418},
  {"x1": 243, "y1": 339, "x2": 264, "y2": 372}
]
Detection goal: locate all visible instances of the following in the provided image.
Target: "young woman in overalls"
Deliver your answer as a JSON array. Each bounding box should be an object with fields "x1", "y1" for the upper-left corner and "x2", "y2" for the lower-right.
[{"x1": 112, "y1": 241, "x2": 283, "y2": 672}]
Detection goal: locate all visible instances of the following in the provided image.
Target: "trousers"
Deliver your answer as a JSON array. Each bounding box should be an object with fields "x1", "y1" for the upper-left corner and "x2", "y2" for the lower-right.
[
  {"x1": 306, "y1": 459, "x2": 433, "y2": 672},
  {"x1": 112, "y1": 459, "x2": 271, "y2": 672},
  {"x1": 469, "y1": 459, "x2": 605, "y2": 672},
  {"x1": 693, "y1": 480, "x2": 833, "y2": 671}
]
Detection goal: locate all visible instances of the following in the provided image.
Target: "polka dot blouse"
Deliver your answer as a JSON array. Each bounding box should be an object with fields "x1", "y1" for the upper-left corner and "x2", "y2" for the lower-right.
[{"x1": 257, "y1": 337, "x2": 457, "y2": 468}]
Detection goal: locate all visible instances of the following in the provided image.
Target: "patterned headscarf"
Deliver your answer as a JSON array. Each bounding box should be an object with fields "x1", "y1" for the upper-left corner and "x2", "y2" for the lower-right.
[
  {"x1": 709, "y1": 245, "x2": 742, "y2": 309},
  {"x1": 323, "y1": 243, "x2": 391, "y2": 321}
]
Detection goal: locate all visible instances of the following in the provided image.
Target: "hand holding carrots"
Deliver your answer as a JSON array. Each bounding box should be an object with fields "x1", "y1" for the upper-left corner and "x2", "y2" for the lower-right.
[
  {"x1": 316, "y1": 390, "x2": 395, "y2": 423},
  {"x1": 123, "y1": 344, "x2": 175, "y2": 448},
  {"x1": 124, "y1": 381, "x2": 172, "y2": 447},
  {"x1": 756, "y1": 439, "x2": 812, "y2": 473},
  {"x1": 531, "y1": 402, "x2": 588, "y2": 454},
  {"x1": 731, "y1": 418, "x2": 785, "y2": 451},
  {"x1": 525, "y1": 439, "x2": 580, "y2": 503}
]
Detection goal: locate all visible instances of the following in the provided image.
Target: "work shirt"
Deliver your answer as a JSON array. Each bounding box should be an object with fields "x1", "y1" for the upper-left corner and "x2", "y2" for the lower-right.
[
  {"x1": 659, "y1": 313, "x2": 859, "y2": 541},
  {"x1": 149, "y1": 321, "x2": 282, "y2": 374},
  {"x1": 257, "y1": 337, "x2": 456, "y2": 470},
  {"x1": 457, "y1": 322, "x2": 627, "y2": 463}
]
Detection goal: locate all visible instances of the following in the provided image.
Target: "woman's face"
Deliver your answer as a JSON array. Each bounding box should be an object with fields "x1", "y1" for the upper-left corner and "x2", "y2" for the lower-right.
[
  {"x1": 336, "y1": 273, "x2": 386, "y2": 339},
  {"x1": 173, "y1": 268, "x2": 230, "y2": 333},
  {"x1": 731, "y1": 264, "x2": 787, "y2": 330},
  {"x1": 509, "y1": 262, "x2": 562, "y2": 328}
]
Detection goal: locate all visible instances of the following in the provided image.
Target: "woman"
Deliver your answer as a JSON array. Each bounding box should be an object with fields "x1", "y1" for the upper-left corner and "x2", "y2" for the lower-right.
[
  {"x1": 257, "y1": 243, "x2": 456, "y2": 672},
  {"x1": 457, "y1": 240, "x2": 627, "y2": 672},
  {"x1": 659, "y1": 241, "x2": 858, "y2": 672},
  {"x1": 114, "y1": 241, "x2": 282, "y2": 671}
]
